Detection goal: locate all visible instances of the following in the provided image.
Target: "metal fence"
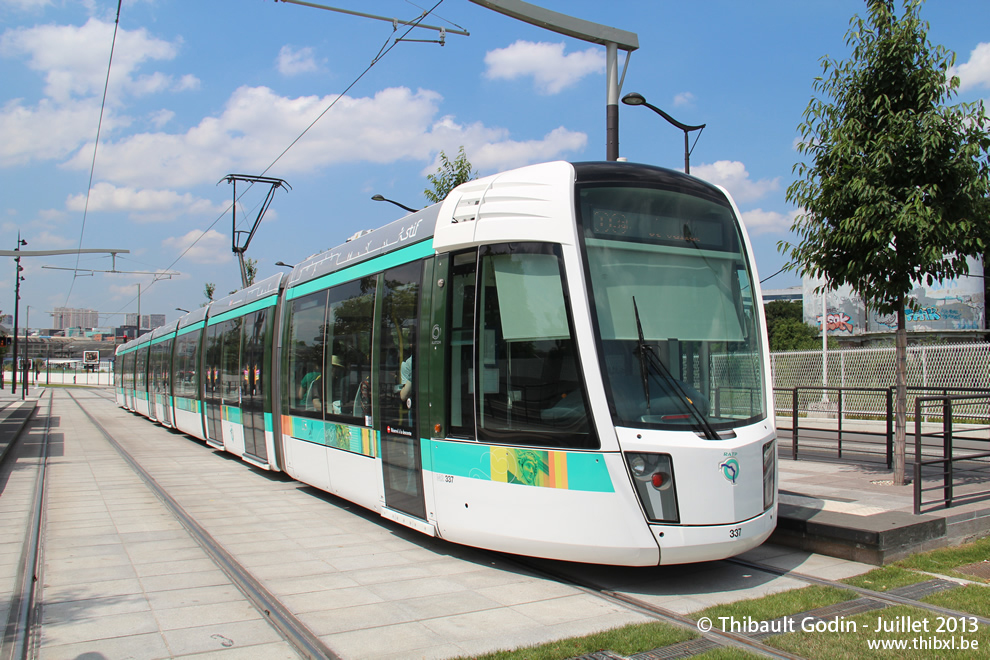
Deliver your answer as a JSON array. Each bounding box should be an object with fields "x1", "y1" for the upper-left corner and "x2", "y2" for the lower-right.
[
  {"x1": 771, "y1": 342, "x2": 990, "y2": 418},
  {"x1": 913, "y1": 393, "x2": 990, "y2": 513}
]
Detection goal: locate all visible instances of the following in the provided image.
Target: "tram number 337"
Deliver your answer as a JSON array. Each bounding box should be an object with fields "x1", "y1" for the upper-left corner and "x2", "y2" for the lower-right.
[
  {"x1": 728, "y1": 527, "x2": 742, "y2": 538},
  {"x1": 437, "y1": 474, "x2": 455, "y2": 483}
]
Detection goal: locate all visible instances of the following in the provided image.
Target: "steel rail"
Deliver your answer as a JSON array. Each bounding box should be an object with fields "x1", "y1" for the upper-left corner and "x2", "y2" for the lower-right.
[
  {"x1": 727, "y1": 557, "x2": 990, "y2": 627},
  {"x1": 490, "y1": 552, "x2": 804, "y2": 660},
  {"x1": 1, "y1": 391, "x2": 50, "y2": 660},
  {"x1": 65, "y1": 390, "x2": 340, "y2": 660}
]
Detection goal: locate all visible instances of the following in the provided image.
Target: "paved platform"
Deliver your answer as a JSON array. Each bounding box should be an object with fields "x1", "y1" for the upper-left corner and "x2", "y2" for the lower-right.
[
  {"x1": 1, "y1": 386, "x2": 988, "y2": 659},
  {"x1": 774, "y1": 457, "x2": 990, "y2": 565}
]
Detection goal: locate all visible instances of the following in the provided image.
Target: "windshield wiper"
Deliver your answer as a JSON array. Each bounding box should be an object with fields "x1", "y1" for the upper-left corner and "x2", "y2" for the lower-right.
[
  {"x1": 631, "y1": 297, "x2": 720, "y2": 440},
  {"x1": 632, "y1": 296, "x2": 652, "y2": 414}
]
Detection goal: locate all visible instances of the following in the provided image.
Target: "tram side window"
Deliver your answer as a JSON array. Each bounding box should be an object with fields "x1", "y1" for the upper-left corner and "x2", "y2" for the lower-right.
[
  {"x1": 173, "y1": 330, "x2": 200, "y2": 400},
  {"x1": 219, "y1": 319, "x2": 242, "y2": 404},
  {"x1": 378, "y1": 263, "x2": 421, "y2": 432},
  {"x1": 325, "y1": 277, "x2": 375, "y2": 423},
  {"x1": 286, "y1": 290, "x2": 329, "y2": 418},
  {"x1": 135, "y1": 346, "x2": 148, "y2": 395},
  {"x1": 475, "y1": 243, "x2": 596, "y2": 449},
  {"x1": 205, "y1": 325, "x2": 222, "y2": 401}
]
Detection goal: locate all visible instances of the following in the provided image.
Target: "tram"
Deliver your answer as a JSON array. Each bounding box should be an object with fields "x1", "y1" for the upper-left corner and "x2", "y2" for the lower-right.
[{"x1": 115, "y1": 161, "x2": 777, "y2": 566}]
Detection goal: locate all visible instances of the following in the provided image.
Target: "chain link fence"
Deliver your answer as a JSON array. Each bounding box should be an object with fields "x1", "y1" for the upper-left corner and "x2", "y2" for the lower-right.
[{"x1": 771, "y1": 343, "x2": 990, "y2": 418}]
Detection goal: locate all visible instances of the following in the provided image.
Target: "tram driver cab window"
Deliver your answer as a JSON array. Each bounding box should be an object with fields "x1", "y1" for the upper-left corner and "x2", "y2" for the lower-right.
[{"x1": 470, "y1": 243, "x2": 597, "y2": 450}]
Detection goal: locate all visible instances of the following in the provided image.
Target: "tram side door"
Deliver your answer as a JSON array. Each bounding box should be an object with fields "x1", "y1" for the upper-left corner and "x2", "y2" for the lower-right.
[
  {"x1": 204, "y1": 323, "x2": 224, "y2": 448},
  {"x1": 160, "y1": 338, "x2": 174, "y2": 427},
  {"x1": 241, "y1": 310, "x2": 268, "y2": 462},
  {"x1": 378, "y1": 262, "x2": 426, "y2": 521}
]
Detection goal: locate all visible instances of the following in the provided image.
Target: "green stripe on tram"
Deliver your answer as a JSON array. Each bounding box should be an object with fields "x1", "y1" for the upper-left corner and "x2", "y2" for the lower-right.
[
  {"x1": 287, "y1": 241, "x2": 435, "y2": 301},
  {"x1": 208, "y1": 294, "x2": 279, "y2": 326},
  {"x1": 176, "y1": 320, "x2": 205, "y2": 337}
]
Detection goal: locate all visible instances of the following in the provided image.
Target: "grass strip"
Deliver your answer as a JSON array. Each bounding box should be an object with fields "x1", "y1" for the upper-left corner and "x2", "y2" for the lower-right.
[
  {"x1": 923, "y1": 584, "x2": 990, "y2": 618},
  {"x1": 694, "y1": 585, "x2": 854, "y2": 625},
  {"x1": 769, "y1": 604, "x2": 990, "y2": 659},
  {"x1": 894, "y1": 535, "x2": 990, "y2": 582},
  {"x1": 841, "y1": 565, "x2": 929, "y2": 592}
]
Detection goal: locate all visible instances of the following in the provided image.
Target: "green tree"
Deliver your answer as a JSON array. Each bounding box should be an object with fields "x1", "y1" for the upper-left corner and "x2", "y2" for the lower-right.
[
  {"x1": 203, "y1": 282, "x2": 216, "y2": 306},
  {"x1": 764, "y1": 301, "x2": 822, "y2": 351},
  {"x1": 245, "y1": 257, "x2": 258, "y2": 286},
  {"x1": 424, "y1": 146, "x2": 477, "y2": 204},
  {"x1": 781, "y1": 0, "x2": 990, "y2": 484}
]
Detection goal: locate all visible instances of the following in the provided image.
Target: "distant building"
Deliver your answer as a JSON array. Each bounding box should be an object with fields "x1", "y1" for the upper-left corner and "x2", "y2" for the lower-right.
[
  {"x1": 124, "y1": 313, "x2": 167, "y2": 333},
  {"x1": 52, "y1": 307, "x2": 99, "y2": 330},
  {"x1": 762, "y1": 286, "x2": 802, "y2": 303}
]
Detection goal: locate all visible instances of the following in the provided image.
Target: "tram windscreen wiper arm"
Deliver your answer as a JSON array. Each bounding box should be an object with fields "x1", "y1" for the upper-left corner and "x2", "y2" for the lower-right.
[
  {"x1": 632, "y1": 297, "x2": 652, "y2": 414},
  {"x1": 631, "y1": 297, "x2": 719, "y2": 440}
]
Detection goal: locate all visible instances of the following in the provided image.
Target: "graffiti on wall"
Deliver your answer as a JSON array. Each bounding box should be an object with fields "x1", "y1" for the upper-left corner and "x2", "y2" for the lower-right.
[{"x1": 816, "y1": 312, "x2": 854, "y2": 333}]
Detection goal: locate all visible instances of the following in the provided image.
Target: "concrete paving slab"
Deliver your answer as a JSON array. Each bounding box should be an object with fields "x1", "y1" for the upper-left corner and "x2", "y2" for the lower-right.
[
  {"x1": 38, "y1": 631, "x2": 172, "y2": 660},
  {"x1": 160, "y1": 619, "x2": 285, "y2": 657},
  {"x1": 10, "y1": 389, "x2": 987, "y2": 660}
]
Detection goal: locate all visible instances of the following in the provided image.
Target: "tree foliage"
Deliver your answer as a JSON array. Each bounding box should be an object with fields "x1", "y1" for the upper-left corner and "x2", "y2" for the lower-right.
[
  {"x1": 424, "y1": 147, "x2": 477, "y2": 204},
  {"x1": 764, "y1": 301, "x2": 822, "y2": 351},
  {"x1": 781, "y1": 0, "x2": 990, "y2": 483},
  {"x1": 782, "y1": 0, "x2": 990, "y2": 310}
]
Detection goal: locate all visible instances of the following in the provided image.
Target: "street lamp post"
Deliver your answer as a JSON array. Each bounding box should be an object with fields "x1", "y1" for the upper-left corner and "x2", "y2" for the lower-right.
[
  {"x1": 22, "y1": 305, "x2": 29, "y2": 399},
  {"x1": 371, "y1": 194, "x2": 417, "y2": 213},
  {"x1": 11, "y1": 233, "x2": 26, "y2": 394},
  {"x1": 621, "y1": 92, "x2": 705, "y2": 174}
]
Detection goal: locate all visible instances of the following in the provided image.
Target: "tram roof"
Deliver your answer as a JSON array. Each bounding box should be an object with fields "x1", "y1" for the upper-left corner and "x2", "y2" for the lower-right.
[
  {"x1": 283, "y1": 204, "x2": 441, "y2": 292},
  {"x1": 205, "y1": 272, "x2": 285, "y2": 321}
]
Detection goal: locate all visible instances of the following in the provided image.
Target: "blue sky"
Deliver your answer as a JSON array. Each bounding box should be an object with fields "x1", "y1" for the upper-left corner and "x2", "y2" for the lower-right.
[{"x1": 2, "y1": 0, "x2": 989, "y2": 329}]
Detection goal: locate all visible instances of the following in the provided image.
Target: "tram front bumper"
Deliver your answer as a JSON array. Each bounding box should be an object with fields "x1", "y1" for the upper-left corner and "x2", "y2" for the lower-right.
[{"x1": 651, "y1": 504, "x2": 776, "y2": 565}]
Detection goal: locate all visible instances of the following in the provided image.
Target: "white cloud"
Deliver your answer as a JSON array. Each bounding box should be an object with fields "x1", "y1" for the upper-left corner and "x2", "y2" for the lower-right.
[
  {"x1": 740, "y1": 208, "x2": 800, "y2": 236},
  {"x1": 0, "y1": 18, "x2": 189, "y2": 103},
  {"x1": 950, "y1": 42, "x2": 990, "y2": 93},
  {"x1": 2, "y1": 0, "x2": 51, "y2": 10},
  {"x1": 484, "y1": 40, "x2": 604, "y2": 95},
  {"x1": 34, "y1": 229, "x2": 75, "y2": 248},
  {"x1": 277, "y1": 45, "x2": 319, "y2": 76},
  {"x1": 163, "y1": 229, "x2": 232, "y2": 264},
  {"x1": 149, "y1": 109, "x2": 174, "y2": 128},
  {"x1": 422, "y1": 116, "x2": 586, "y2": 174},
  {"x1": 673, "y1": 92, "x2": 695, "y2": 107},
  {"x1": 691, "y1": 160, "x2": 780, "y2": 203},
  {"x1": 62, "y1": 86, "x2": 587, "y2": 189},
  {"x1": 65, "y1": 182, "x2": 226, "y2": 221},
  {"x1": 0, "y1": 97, "x2": 122, "y2": 166}
]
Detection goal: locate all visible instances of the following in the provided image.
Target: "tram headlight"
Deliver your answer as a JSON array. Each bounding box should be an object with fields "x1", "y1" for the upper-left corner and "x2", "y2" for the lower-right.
[
  {"x1": 763, "y1": 439, "x2": 776, "y2": 510},
  {"x1": 625, "y1": 452, "x2": 679, "y2": 523}
]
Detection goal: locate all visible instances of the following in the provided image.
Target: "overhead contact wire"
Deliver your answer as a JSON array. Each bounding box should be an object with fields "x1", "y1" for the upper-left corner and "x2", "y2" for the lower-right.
[
  {"x1": 118, "y1": 1, "x2": 446, "y2": 313},
  {"x1": 64, "y1": 0, "x2": 124, "y2": 308}
]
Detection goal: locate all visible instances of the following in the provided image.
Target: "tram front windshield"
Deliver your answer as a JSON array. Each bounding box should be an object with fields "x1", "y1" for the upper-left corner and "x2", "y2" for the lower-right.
[{"x1": 577, "y1": 183, "x2": 766, "y2": 434}]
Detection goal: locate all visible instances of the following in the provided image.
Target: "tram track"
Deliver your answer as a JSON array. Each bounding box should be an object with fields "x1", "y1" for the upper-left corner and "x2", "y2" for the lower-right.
[
  {"x1": 1, "y1": 391, "x2": 52, "y2": 660},
  {"x1": 38, "y1": 390, "x2": 989, "y2": 660},
  {"x1": 62, "y1": 389, "x2": 338, "y2": 660},
  {"x1": 496, "y1": 538, "x2": 988, "y2": 660},
  {"x1": 725, "y1": 556, "x2": 990, "y2": 627}
]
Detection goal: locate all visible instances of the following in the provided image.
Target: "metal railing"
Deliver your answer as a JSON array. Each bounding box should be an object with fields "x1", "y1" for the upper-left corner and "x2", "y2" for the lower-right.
[
  {"x1": 913, "y1": 394, "x2": 990, "y2": 513},
  {"x1": 774, "y1": 386, "x2": 893, "y2": 466}
]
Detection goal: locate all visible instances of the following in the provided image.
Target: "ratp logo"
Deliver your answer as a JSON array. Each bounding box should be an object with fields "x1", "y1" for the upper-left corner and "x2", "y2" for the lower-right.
[{"x1": 719, "y1": 455, "x2": 740, "y2": 485}]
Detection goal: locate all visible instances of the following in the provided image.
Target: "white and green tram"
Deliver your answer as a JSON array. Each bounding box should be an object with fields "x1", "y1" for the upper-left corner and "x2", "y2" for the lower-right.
[{"x1": 116, "y1": 161, "x2": 777, "y2": 565}]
